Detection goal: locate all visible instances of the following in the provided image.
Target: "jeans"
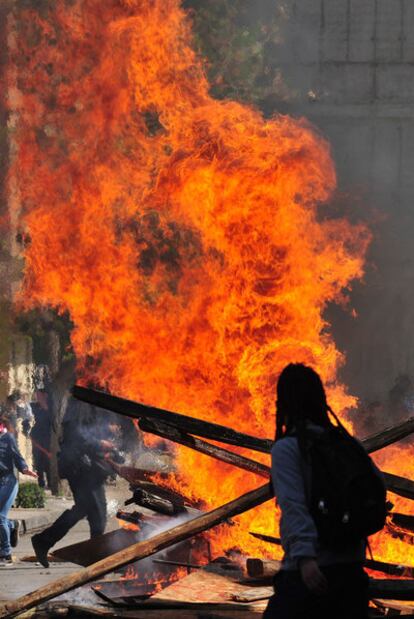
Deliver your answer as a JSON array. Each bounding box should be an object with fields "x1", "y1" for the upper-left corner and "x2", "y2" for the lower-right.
[
  {"x1": 36, "y1": 475, "x2": 107, "y2": 549},
  {"x1": 263, "y1": 563, "x2": 369, "y2": 619},
  {"x1": 0, "y1": 474, "x2": 18, "y2": 557}
]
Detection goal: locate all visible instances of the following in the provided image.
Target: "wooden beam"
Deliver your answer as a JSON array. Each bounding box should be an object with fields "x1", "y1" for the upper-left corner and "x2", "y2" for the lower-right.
[
  {"x1": 365, "y1": 558, "x2": 414, "y2": 578},
  {"x1": 249, "y1": 531, "x2": 281, "y2": 545},
  {"x1": 362, "y1": 417, "x2": 414, "y2": 453},
  {"x1": 245, "y1": 557, "x2": 414, "y2": 581},
  {"x1": 369, "y1": 578, "x2": 414, "y2": 600},
  {"x1": 138, "y1": 418, "x2": 271, "y2": 478},
  {"x1": 383, "y1": 471, "x2": 414, "y2": 501},
  {"x1": 390, "y1": 512, "x2": 414, "y2": 532},
  {"x1": 139, "y1": 419, "x2": 414, "y2": 507},
  {"x1": 73, "y1": 385, "x2": 273, "y2": 453},
  {"x1": 73, "y1": 386, "x2": 414, "y2": 456},
  {"x1": 246, "y1": 558, "x2": 281, "y2": 579},
  {"x1": 0, "y1": 483, "x2": 272, "y2": 618}
]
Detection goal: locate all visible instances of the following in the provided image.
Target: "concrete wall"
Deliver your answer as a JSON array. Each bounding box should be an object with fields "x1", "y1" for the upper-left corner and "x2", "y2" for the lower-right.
[{"x1": 266, "y1": 0, "x2": 414, "y2": 407}]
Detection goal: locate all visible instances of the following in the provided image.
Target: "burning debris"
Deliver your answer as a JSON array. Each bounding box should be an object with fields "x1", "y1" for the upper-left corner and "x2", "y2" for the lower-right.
[
  {"x1": 0, "y1": 389, "x2": 413, "y2": 617},
  {"x1": 8, "y1": 0, "x2": 372, "y2": 562},
  {"x1": 2, "y1": 0, "x2": 413, "y2": 616}
]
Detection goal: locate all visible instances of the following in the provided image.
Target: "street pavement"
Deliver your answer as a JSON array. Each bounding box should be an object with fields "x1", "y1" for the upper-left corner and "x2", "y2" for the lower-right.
[{"x1": 0, "y1": 481, "x2": 128, "y2": 602}]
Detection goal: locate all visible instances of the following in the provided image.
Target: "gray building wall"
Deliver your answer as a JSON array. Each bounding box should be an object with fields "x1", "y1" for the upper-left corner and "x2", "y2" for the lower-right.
[{"x1": 268, "y1": 0, "x2": 414, "y2": 407}]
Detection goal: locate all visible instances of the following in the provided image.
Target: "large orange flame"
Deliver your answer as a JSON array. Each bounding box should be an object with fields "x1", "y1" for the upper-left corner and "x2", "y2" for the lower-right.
[{"x1": 10, "y1": 0, "x2": 406, "y2": 561}]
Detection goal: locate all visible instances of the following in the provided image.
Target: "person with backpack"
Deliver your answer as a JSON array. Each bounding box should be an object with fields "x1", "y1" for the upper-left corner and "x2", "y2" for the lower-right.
[{"x1": 264, "y1": 363, "x2": 386, "y2": 619}]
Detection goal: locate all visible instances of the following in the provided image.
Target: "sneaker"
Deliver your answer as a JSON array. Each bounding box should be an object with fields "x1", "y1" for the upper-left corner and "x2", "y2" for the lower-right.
[
  {"x1": 31, "y1": 534, "x2": 50, "y2": 568},
  {"x1": 0, "y1": 555, "x2": 13, "y2": 565},
  {"x1": 10, "y1": 520, "x2": 20, "y2": 548}
]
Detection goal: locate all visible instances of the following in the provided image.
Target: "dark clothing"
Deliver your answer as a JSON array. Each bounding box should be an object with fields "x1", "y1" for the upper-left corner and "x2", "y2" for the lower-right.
[
  {"x1": 263, "y1": 562, "x2": 369, "y2": 619},
  {"x1": 267, "y1": 424, "x2": 373, "y2": 618},
  {"x1": 57, "y1": 403, "x2": 111, "y2": 482},
  {"x1": 38, "y1": 401, "x2": 110, "y2": 551},
  {"x1": 31, "y1": 403, "x2": 52, "y2": 445},
  {"x1": 271, "y1": 431, "x2": 365, "y2": 569},
  {"x1": 31, "y1": 403, "x2": 52, "y2": 488},
  {"x1": 36, "y1": 475, "x2": 106, "y2": 547},
  {"x1": 0, "y1": 432, "x2": 28, "y2": 476},
  {"x1": 32, "y1": 450, "x2": 50, "y2": 489}
]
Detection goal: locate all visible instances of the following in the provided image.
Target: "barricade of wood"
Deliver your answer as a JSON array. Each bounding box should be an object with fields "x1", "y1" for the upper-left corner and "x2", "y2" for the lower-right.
[{"x1": 1, "y1": 387, "x2": 413, "y2": 617}]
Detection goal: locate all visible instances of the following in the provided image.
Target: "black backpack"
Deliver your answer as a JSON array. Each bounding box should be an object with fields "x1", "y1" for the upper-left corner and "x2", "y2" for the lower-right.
[{"x1": 306, "y1": 425, "x2": 387, "y2": 547}]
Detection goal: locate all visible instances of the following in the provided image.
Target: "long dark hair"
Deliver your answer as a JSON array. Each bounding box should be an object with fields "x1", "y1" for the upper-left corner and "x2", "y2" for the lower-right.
[{"x1": 275, "y1": 363, "x2": 341, "y2": 457}]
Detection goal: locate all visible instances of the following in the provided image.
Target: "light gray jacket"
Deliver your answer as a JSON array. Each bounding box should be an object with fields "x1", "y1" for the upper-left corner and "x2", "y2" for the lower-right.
[{"x1": 271, "y1": 431, "x2": 366, "y2": 571}]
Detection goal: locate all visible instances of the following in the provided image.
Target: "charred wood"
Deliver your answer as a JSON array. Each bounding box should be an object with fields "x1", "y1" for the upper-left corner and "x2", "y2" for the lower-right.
[
  {"x1": 73, "y1": 385, "x2": 273, "y2": 453},
  {"x1": 125, "y1": 481, "x2": 190, "y2": 515},
  {"x1": 385, "y1": 521, "x2": 414, "y2": 545},
  {"x1": 92, "y1": 579, "x2": 156, "y2": 602},
  {"x1": 390, "y1": 512, "x2": 414, "y2": 532},
  {"x1": 365, "y1": 558, "x2": 414, "y2": 578},
  {"x1": 0, "y1": 483, "x2": 273, "y2": 617},
  {"x1": 139, "y1": 416, "x2": 411, "y2": 513},
  {"x1": 246, "y1": 558, "x2": 281, "y2": 579},
  {"x1": 139, "y1": 418, "x2": 271, "y2": 478},
  {"x1": 116, "y1": 511, "x2": 144, "y2": 526},
  {"x1": 249, "y1": 531, "x2": 281, "y2": 545},
  {"x1": 245, "y1": 556, "x2": 414, "y2": 583},
  {"x1": 383, "y1": 472, "x2": 414, "y2": 500},
  {"x1": 74, "y1": 386, "x2": 414, "y2": 456},
  {"x1": 51, "y1": 529, "x2": 141, "y2": 567},
  {"x1": 368, "y1": 578, "x2": 414, "y2": 600},
  {"x1": 362, "y1": 417, "x2": 414, "y2": 453},
  {"x1": 125, "y1": 488, "x2": 182, "y2": 516},
  {"x1": 152, "y1": 558, "x2": 203, "y2": 569},
  {"x1": 110, "y1": 461, "x2": 155, "y2": 485}
]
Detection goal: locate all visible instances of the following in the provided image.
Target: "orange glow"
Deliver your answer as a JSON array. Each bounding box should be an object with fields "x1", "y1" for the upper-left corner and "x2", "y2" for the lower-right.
[
  {"x1": 370, "y1": 443, "x2": 414, "y2": 565},
  {"x1": 121, "y1": 563, "x2": 187, "y2": 589},
  {"x1": 11, "y1": 0, "x2": 410, "y2": 564},
  {"x1": 117, "y1": 518, "x2": 140, "y2": 532},
  {"x1": 121, "y1": 564, "x2": 139, "y2": 580}
]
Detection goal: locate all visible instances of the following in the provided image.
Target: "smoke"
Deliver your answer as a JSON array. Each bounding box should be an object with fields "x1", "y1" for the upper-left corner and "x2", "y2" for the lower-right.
[{"x1": 188, "y1": 0, "x2": 414, "y2": 419}]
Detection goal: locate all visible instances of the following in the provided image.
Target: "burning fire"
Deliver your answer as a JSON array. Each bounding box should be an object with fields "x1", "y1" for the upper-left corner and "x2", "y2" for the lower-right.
[{"x1": 9, "y1": 0, "x2": 411, "y2": 564}]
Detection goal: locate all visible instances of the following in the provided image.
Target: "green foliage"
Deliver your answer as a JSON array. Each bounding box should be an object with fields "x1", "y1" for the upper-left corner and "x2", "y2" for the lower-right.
[
  {"x1": 185, "y1": 0, "x2": 292, "y2": 107},
  {"x1": 16, "y1": 482, "x2": 46, "y2": 509}
]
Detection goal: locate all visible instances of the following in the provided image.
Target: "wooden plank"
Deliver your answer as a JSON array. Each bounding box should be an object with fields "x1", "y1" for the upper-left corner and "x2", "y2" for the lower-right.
[
  {"x1": 384, "y1": 472, "x2": 414, "y2": 500},
  {"x1": 66, "y1": 604, "x2": 265, "y2": 618},
  {"x1": 390, "y1": 512, "x2": 414, "y2": 532},
  {"x1": 248, "y1": 532, "x2": 281, "y2": 545},
  {"x1": 0, "y1": 483, "x2": 272, "y2": 618},
  {"x1": 138, "y1": 419, "x2": 271, "y2": 478},
  {"x1": 52, "y1": 529, "x2": 141, "y2": 567},
  {"x1": 73, "y1": 386, "x2": 414, "y2": 456},
  {"x1": 246, "y1": 559, "x2": 281, "y2": 579},
  {"x1": 365, "y1": 558, "x2": 414, "y2": 578},
  {"x1": 230, "y1": 588, "x2": 273, "y2": 603},
  {"x1": 373, "y1": 598, "x2": 414, "y2": 614},
  {"x1": 362, "y1": 417, "x2": 414, "y2": 453},
  {"x1": 369, "y1": 579, "x2": 414, "y2": 601},
  {"x1": 150, "y1": 567, "x2": 268, "y2": 611},
  {"x1": 140, "y1": 415, "x2": 412, "y2": 505},
  {"x1": 73, "y1": 386, "x2": 272, "y2": 453}
]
